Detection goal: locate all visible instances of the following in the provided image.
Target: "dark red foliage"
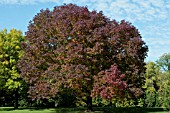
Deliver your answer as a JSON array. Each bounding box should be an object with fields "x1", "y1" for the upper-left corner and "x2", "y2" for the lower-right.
[
  {"x1": 91, "y1": 65, "x2": 127, "y2": 100},
  {"x1": 18, "y1": 4, "x2": 148, "y2": 105}
]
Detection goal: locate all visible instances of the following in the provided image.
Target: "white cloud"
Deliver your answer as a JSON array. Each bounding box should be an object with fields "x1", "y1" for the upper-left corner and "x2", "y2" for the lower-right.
[
  {"x1": 0, "y1": 0, "x2": 158, "y2": 21},
  {"x1": 144, "y1": 37, "x2": 170, "y2": 45},
  {"x1": 147, "y1": 44, "x2": 170, "y2": 61},
  {"x1": 141, "y1": 20, "x2": 170, "y2": 61},
  {"x1": 0, "y1": 0, "x2": 62, "y2": 4},
  {"x1": 0, "y1": 0, "x2": 36, "y2": 4},
  {"x1": 1, "y1": 0, "x2": 169, "y2": 22},
  {"x1": 114, "y1": 0, "x2": 168, "y2": 21}
]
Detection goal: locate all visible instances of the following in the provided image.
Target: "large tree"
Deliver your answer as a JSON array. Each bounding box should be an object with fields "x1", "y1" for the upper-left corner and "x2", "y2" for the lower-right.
[
  {"x1": 18, "y1": 4, "x2": 148, "y2": 110},
  {"x1": 0, "y1": 29, "x2": 25, "y2": 108}
]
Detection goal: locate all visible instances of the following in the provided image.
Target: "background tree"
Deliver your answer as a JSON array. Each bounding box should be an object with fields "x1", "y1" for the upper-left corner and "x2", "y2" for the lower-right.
[
  {"x1": 144, "y1": 62, "x2": 161, "y2": 107},
  {"x1": 157, "y1": 71, "x2": 170, "y2": 109},
  {"x1": 0, "y1": 29, "x2": 25, "y2": 109},
  {"x1": 156, "y1": 53, "x2": 170, "y2": 71},
  {"x1": 156, "y1": 53, "x2": 170, "y2": 109},
  {"x1": 18, "y1": 4, "x2": 148, "y2": 110}
]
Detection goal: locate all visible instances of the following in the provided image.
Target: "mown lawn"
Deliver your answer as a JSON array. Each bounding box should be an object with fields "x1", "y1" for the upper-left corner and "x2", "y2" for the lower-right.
[{"x1": 0, "y1": 107, "x2": 168, "y2": 113}]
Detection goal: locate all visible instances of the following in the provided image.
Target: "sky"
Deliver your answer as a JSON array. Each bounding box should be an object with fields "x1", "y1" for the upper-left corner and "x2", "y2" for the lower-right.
[{"x1": 0, "y1": 0, "x2": 170, "y2": 62}]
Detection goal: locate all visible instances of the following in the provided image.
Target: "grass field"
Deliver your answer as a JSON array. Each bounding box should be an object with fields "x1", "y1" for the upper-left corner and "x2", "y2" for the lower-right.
[{"x1": 0, "y1": 107, "x2": 169, "y2": 113}]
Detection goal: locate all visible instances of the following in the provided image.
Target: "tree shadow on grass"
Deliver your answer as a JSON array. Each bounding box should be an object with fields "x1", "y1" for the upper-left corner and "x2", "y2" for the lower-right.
[
  {"x1": 0, "y1": 107, "x2": 52, "y2": 111},
  {"x1": 95, "y1": 107, "x2": 168, "y2": 113},
  {"x1": 53, "y1": 107, "x2": 168, "y2": 113},
  {"x1": 0, "y1": 107, "x2": 168, "y2": 113}
]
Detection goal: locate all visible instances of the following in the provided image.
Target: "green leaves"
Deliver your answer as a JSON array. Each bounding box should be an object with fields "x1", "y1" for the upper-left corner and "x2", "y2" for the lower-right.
[
  {"x1": 144, "y1": 62, "x2": 160, "y2": 107},
  {"x1": 5, "y1": 79, "x2": 21, "y2": 89},
  {"x1": 144, "y1": 56, "x2": 170, "y2": 108},
  {"x1": 156, "y1": 53, "x2": 170, "y2": 71},
  {"x1": 0, "y1": 29, "x2": 25, "y2": 90}
]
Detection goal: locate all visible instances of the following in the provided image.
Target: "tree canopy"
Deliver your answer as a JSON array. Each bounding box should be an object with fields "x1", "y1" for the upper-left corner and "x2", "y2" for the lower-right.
[
  {"x1": 144, "y1": 62, "x2": 161, "y2": 107},
  {"x1": 0, "y1": 29, "x2": 24, "y2": 90},
  {"x1": 18, "y1": 4, "x2": 148, "y2": 110},
  {"x1": 0, "y1": 29, "x2": 25, "y2": 108},
  {"x1": 143, "y1": 54, "x2": 170, "y2": 108},
  {"x1": 156, "y1": 53, "x2": 170, "y2": 108},
  {"x1": 156, "y1": 53, "x2": 170, "y2": 71}
]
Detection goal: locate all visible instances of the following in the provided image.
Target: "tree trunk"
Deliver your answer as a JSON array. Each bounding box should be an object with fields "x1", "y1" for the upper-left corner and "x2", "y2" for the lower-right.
[
  {"x1": 2, "y1": 89, "x2": 5, "y2": 107},
  {"x1": 86, "y1": 96, "x2": 92, "y2": 111},
  {"x1": 14, "y1": 88, "x2": 19, "y2": 109}
]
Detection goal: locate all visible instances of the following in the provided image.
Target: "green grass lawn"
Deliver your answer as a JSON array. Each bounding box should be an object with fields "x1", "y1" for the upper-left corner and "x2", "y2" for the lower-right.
[{"x1": 0, "y1": 107, "x2": 168, "y2": 113}]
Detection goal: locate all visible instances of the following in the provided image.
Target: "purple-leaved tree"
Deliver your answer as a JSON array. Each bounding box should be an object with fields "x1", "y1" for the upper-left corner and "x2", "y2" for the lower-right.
[{"x1": 18, "y1": 4, "x2": 148, "y2": 110}]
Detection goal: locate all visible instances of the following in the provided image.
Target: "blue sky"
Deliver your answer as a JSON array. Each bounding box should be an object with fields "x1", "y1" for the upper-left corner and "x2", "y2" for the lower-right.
[{"x1": 0, "y1": 0, "x2": 170, "y2": 62}]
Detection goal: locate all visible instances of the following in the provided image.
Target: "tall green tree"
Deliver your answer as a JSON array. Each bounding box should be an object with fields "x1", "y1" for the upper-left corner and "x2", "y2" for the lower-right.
[
  {"x1": 0, "y1": 29, "x2": 25, "y2": 109},
  {"x1": 18, "y1": 4, "x2": 148, "y2": 110},
  {"x1": 144, "y1": 62, "x2": 161, "y2": 107},
  {"x1": 156, "y1": 53, "x2": 170, "y2": 108},
  {"x1": 157, "y1": 71, "x2": 170, "y2": 108}
]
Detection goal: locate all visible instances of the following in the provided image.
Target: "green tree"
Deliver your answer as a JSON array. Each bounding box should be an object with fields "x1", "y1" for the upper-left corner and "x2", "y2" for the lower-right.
[
  {"x1": 157, "y1": 53, "x2": 170, "y2": 71},
  {"x1": 156, "y1": 53, "x2": 170, "y2": 109},
  {"x1": 0, "y1": 29, "x2": 25, "y2": 109},
  {"x1": 157, "y1": 71, "x2": 170, "y2": 108},
  {"x1": 144, "y1": 62, "x2": 161, "y2": 107},
  {"x1": 18, "y1": 4, "x2": 148, "y2": 110}
]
